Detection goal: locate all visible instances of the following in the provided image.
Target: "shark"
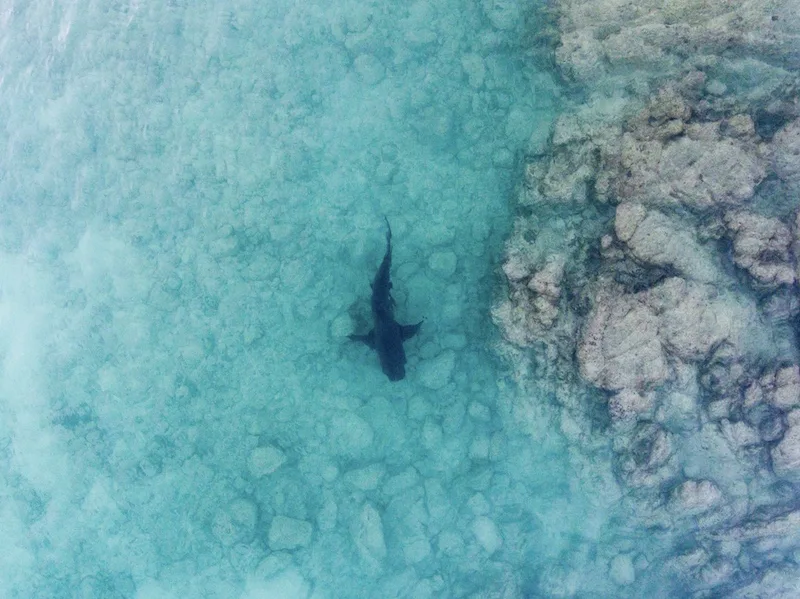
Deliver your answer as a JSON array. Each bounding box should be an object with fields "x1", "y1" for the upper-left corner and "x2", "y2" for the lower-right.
[{"x1": 349, "y1": 218, "x2": 423, "y2": 381}]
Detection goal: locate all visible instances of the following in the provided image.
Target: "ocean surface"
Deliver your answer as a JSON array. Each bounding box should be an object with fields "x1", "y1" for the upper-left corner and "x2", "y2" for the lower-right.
[{"x1": 0, "y1": 1, "x2": 782, "y2": 598}]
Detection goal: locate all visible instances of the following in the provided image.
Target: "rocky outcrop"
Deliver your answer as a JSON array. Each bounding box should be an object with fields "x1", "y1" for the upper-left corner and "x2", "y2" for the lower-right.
[
  {"x1": 725, "y1": 210, "x2": 795, "y2": 288},
  {"x1": 520, "y1": 96, "x2": 625, "y2": 207},
  {"x1": 494, "y1": 1, "x2": 800, "y2": 596},
  {"x1": 614, "y1": 422, "x2": 676, "y2": 488},
  {"x1": 493, "y1": 251, "x2": 568, "y2": 347},
  {"x1": 772, "y1": 409, "x2": 800, "y2": 482},
  {"x1": 773, "y1": 118, "x2": 800, "y2": 192},
  {"x1": 668, "y1": 479, "x2": 723, "y2": 516},
  {"x1": 618, "y1": 107, "x2": 767, "y2": 211},
  {"x1": 577, "y1": 281, "x2": 668, "y2": 391},
  {"x1": 497, "y1": 250, "x2": 567, "y2": 340},
  {"x1": 746, "y1": 365, "x2": 800, "y2": 411},
  {"x1": 615, "y1": 202, "x2": 720, "y2": 283},
  {"x1": 608, "y1": 389, "x2": 654, "y2": 422},
  {"x1": 577, "y1": 277, "x2": 757, "y2": 391},
  {"x1": 555, "y1": 0, "x2": 800, "y2": 86}
]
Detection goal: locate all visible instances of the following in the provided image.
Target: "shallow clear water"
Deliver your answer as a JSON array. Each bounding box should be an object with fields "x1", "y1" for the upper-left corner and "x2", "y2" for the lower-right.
[{"x1": 0, "y1": 1, "x2": 706, "y2": 598}]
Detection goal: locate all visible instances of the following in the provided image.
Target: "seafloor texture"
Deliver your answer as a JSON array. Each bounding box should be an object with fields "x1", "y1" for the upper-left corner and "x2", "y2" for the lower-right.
[
  {"x1": 0, "y1": 1, "x2": 591, "y2": 598},
  {"x1": 2, "y1": 0, "x2": 798, "y2": 597},
  {"x1": 494, "y1": 0, "x2": 800, "y2": 596}
]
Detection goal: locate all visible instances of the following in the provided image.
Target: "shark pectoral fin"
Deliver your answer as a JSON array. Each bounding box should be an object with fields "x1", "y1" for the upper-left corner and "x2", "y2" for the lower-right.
[
  {"x1": 348, "y1": 330, "x2": 376, "y2": 349},
  {"x1": 400, "y1": 320, "x2": 423, "y2": 341}
]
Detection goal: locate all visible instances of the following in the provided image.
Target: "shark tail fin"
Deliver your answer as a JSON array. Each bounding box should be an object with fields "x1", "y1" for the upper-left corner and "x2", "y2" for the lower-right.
[{"x1": 384, "y1": 216, "x2": 392, "y2": 245}]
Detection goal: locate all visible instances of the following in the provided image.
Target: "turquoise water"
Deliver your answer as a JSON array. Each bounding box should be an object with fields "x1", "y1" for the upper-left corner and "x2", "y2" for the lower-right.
[{"x1": 0, "y1": 1, "x2": 686, "y2": 598}]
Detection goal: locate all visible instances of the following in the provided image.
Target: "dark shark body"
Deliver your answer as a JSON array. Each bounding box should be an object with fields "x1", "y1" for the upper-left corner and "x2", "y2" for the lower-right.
[{"x1": 349, "y1": 218, "x2": 422, "y2": 381}]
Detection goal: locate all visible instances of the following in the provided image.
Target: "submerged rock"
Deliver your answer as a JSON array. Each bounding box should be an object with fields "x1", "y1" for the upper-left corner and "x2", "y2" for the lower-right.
[
  {"x1": 746, "y1": 366, "x2": 800, "y2": 411},
  {"x1": 418, "y1": 349, "x2": 456, "y2": 390},
  {"x1": 492, "y1": 2, "x2": 800, "y2": 595},
  {"x1": 619, "y1": 130, "x2": 766, "y2": 211},
  {"x1": 608, "y1": 389, "x2": 654, "y2": 423},
  {"x1": 616, "y1": 422, "x2": 675, "y2": 488},
  {"x1": 578, "y1": 277, "x2": 756, "y2": 391},
  {"x1": 249, "y1": 445, "x2": 287, "y2": 478},
  {"x1": 656, "y1": 390, "x2": 699, "y2": 433},
  {"x1": 212, "y1": 498, "x2": 258, "y2": 547},
  {"x1": 494, "y1": 244, "x2": 570, "y2": 348},
  {"x1": 609, "y1": 553, "x2": 635, "y2": 586},
  {"x1": 771, "y1": 366, "x2": 800, "y2": 410},
  {"x1": 527, "y1": 255, "x2": 567, "y2": 324},
  {"x1": 668, "y1": 479, "x2": 723, "y2": 516},
  {"x1": 725, "y1": 211, "x2": 795, "y2": 288},
  {"x1": 555, "y1": 0, "x2": 800, "y2": 86},
  {"x1": 615, "y1": 202, "x2": 719, "y2": 283},
  {"x1": 729, "y1": 566, "x2": 800, "y2": 599},
  {"x1": 649, "y1": 277, "x2": 752, "y2": 362},
  {"x1": 353, "y1": 502, "x2": 387, "y2": 571},
  {"x1": 269, "y1": 515, "x2": 313, "y2": 550},
  {"x1": 772, "y1": 410, "x2": 800, "y2": 482},
  {"x1": 578, "y1": 289, "x2": 669, "y2": 390},
  {"x1": 772, "y1": 119, "x2": 800, "y2": 192},
  {"x1": 579, "y1": 284, "x2": 667, "y2": 391},
  {"x1": 472, "y1": 516, "x2": 503, "y2": 555}
]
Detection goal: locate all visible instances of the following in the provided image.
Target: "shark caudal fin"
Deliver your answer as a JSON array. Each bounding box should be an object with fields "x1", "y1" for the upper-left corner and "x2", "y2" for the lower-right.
[{"x1": 384, "y1": 216, "x2": 392, "y2": 245}]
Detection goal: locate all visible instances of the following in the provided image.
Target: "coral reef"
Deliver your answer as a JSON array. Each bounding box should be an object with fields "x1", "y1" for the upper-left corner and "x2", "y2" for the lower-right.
[
  {"x1": 555, "y1": 0, "x2": 800, "y2": 87},
  {"x1": 494, "y1": 0, "x2": 800, "y2": 594}
]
